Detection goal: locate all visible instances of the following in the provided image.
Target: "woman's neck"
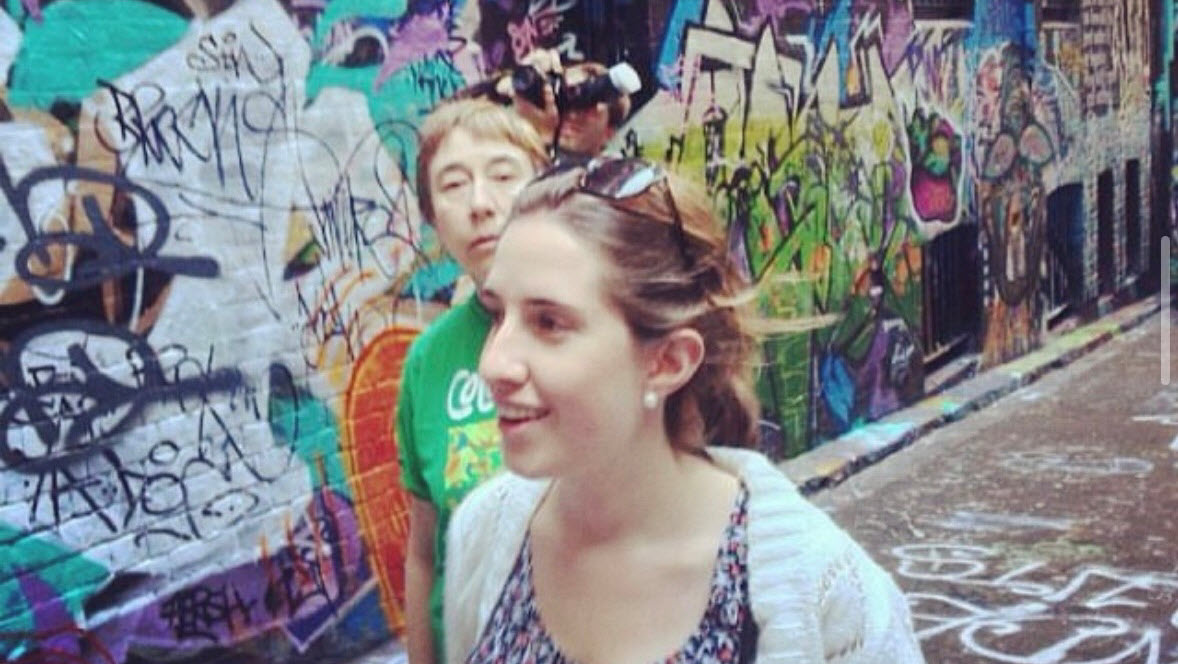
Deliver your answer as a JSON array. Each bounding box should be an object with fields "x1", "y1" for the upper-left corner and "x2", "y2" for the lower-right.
[{"x1": 539, "y1": 433, "x2": 729, "y2": 547}]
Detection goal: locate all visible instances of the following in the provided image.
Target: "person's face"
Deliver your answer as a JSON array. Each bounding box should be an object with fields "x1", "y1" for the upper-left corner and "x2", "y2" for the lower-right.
[
  {"x1": 558, "y1": 67, "x2": 613, "y2": 155},
  {"x1": 428, "y1": 127, "x2": 536, "y2": 285},
  {"x1": 478, "y1": 213, "x2": 652, "y2": 479}
]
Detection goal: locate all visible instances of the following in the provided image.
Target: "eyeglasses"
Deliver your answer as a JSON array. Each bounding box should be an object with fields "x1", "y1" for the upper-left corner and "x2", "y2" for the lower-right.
[{"x1": 541, "y1": 157, "x2": 692, "y2": 267}]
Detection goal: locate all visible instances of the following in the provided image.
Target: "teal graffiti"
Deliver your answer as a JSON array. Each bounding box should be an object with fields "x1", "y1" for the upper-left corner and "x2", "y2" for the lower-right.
[
  {"x1": 308, "y1": 0, "x2": 409, "y2": 44},
  {"x1": 267, "y1": 366, "x2": 350, "y2": 498},
  {"x1": 0, "y1": 524, "x2": 108, "y2": 655},
  {"x1": 4, "y1": 0, "x2": 40, "y2": 21},
  {"x1": 404, "y1": 255, "x2": 462, "y2": 301},
  {"x1": 309, "y1": 0, "x2": 409, "y2": 45},
  {"x1": 305, "y1": 56, "x2": 465, "y2": 162},
  {"x1": 303, "y1": 2, "x2": 467, "y2": 176},
  {"x1": 7, "y1": 0, "x2": 188, "y2": 111}
]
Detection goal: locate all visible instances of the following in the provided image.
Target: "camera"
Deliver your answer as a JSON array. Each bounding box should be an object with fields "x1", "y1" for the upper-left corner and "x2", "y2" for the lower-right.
[
  {"x1": 512, "y1": 62, "x2": 642, "y2": 112},
  {"x1": 510, "y1": 65, "x2": 558, "y2": 109}
]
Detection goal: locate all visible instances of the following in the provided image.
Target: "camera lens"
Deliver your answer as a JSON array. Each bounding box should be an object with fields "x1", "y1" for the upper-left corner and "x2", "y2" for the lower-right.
[{"x1": 512, "y1": 66, "x2": 547, "y2": 108}]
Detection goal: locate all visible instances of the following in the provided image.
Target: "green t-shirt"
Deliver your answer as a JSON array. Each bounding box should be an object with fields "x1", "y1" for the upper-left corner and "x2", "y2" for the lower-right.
[{"x1": 396, "y1": 294, "x2": 502, "y2": 656}]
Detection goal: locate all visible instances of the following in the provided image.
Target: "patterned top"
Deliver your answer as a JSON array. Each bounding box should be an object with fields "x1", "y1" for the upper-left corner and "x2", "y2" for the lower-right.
[{"x1": 465, "y1": 486, "x2": 757, "y2": 664}]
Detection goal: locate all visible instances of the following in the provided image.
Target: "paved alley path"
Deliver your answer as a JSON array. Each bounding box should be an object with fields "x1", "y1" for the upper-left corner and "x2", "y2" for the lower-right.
[{"x1": 814, "y1": 307, "x2": 1178, "y2": 664}]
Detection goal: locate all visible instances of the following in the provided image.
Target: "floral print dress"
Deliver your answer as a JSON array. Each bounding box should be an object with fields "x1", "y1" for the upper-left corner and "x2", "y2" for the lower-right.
[{"x1": 465, "y1": 486, "x2": 757, "y2": 664}]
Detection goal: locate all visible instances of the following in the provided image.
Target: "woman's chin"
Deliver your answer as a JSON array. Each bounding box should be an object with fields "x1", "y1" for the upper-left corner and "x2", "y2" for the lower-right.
[{"x1": 502, "y1": 443, "x2": 552, "y2": 479}]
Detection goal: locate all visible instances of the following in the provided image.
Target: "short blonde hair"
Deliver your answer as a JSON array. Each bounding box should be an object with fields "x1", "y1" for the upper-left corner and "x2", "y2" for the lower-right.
[{"x1": 415, "y1": 98, "x2": 549, "y2": 224}]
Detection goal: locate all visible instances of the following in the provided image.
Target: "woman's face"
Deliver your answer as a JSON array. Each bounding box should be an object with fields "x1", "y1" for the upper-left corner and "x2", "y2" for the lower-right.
[
  {"x1": 478, "y1": 212, "x2": 653, "y2": 479},
  {"x1": 427, "y1": 127, "x2": 536, "y2": 285}
]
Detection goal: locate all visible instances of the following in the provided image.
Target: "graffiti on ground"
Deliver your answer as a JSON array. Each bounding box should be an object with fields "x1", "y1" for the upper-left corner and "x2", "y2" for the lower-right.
[{"x1": 893, "y1": 543, "x2": 1178, "y2": 663}]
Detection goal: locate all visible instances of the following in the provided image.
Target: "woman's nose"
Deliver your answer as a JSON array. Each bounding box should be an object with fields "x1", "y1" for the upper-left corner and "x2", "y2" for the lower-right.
[
  {"x1": 468, "y1": 177, "x2": 495, "y2": 221},
  {"x1": 479, "y1": 321, "x2": 527, "y2": 393}
]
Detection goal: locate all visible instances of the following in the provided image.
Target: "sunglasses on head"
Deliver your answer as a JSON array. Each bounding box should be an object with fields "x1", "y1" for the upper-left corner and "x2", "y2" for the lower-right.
[{"x1": 538, "y1": 156, "x2": 692, "y2": 267}]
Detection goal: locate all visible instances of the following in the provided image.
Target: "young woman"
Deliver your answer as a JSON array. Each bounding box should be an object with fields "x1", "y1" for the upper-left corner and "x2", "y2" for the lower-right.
[{"x1": 444, "y1": 158, "x2": 924, "y2": 663}]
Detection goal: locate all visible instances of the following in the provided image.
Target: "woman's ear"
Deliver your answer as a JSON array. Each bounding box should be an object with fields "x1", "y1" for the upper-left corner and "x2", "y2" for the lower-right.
[{"x1": 645, "y1": 328, "x2": 704, "y2": 397}]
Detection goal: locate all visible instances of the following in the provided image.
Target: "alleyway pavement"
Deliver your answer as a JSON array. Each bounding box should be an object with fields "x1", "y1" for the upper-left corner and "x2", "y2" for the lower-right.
[{"x1": 812, "y1": 304, "x2": 1178, "y2": 663}]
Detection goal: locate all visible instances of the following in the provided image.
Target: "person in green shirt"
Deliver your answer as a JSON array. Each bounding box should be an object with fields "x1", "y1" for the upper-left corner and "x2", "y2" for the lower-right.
[{"x1": 397, "y1": 98, "x2": 549, "y2": 664}]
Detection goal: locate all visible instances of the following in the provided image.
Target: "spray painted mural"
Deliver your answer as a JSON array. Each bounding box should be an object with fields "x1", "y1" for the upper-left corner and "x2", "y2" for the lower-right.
[
  {"x1": 625, "y1": 0, "x2": 970, "y2": 452},
  {"x1": 0, "y1": 0, "x2": 1157, "y2": 661},
  {"x1": 0, "y1": 0, "x2": 477, "y2": 659}
]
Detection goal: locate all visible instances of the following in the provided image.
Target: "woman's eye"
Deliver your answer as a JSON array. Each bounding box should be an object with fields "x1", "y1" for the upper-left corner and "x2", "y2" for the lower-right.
[
  {"x1": 440, "y1": 176, "x2": 469, "y2": 192},
  {"x1": 533, "y1": 311, "x2": 567, "y2": 334}
]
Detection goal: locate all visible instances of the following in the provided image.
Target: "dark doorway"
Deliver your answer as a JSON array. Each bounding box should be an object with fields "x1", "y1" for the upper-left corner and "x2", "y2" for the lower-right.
[
  {"x1": 922, "y1": 223, "x2": 980, "y2": 372},
  {"x1": 1125, "y1": 159, "x2": 1142, "y2": 275},
  {"x1": 1097, "y1": 169, "x2": 1116, "y2": 295},
  {"x1": 1043, "y1": 183, "x2": 1084, "y2": 325}
]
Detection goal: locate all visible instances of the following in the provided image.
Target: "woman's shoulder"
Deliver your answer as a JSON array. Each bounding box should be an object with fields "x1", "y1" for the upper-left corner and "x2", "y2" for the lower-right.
[
  {"x1": 709, "y1": 446, "x2": 873, "y2": 576},
  {"x1": 706, "y1": 446, "x2": 805, "y2": 511},
  {"x1": 712, "y1": 448, "x2": 923, "y2": 660}
]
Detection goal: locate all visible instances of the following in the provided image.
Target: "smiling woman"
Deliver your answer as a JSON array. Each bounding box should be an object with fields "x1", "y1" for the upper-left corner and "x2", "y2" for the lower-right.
[{"x1": 444, "y1": 157, "x2": 926, "y2": 664}]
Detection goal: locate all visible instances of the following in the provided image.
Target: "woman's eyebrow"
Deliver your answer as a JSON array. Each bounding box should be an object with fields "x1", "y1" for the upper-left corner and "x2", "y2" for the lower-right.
[
  {"x1": 435, "y1": 163, "x2": 470, "y2": 178},
  {"x1": 486, "y1": 155, "x2": 525, "y2": 169},
  {"x1": 523, "y1": 297, "x2": 585, "y2": 320}
]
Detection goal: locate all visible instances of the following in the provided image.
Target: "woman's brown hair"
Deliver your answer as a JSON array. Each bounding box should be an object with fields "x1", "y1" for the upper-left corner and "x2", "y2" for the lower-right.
[{"x1": 507, "y1": 164, "x2": 761, "y2": 450}]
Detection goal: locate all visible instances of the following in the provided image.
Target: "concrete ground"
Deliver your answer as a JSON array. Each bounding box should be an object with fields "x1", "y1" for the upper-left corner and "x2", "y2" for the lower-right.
[{"x1": 814, "y1": 303, "x2": 1177, "y2": 663}]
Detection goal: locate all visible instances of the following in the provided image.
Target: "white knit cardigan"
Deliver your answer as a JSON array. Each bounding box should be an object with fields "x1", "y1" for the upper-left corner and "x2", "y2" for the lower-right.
[{"x1": 443, "y1": 447, "x2": 925, "y2": 664}]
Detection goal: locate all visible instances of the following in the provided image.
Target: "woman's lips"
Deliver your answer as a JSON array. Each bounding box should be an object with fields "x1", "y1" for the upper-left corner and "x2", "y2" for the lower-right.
[
  {"x1": 469, "y1": 235, "x2": 498, "y2": 253},
  {"x1": 497, "y1": 404, "x2": 549, "y2": 435}
]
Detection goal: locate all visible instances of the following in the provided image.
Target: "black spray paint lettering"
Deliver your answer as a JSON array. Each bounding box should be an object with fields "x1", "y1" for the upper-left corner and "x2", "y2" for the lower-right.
[
  {"x1": 0, "y1": 320, "x2": 242, "y2": 474},
  {"x1": 185, "y1": 23, "x2": 286, "y2": 84},
  {"x1": 95, "y1": 76, "x2": 287, "y2": 200},
  {"x1": 26, "y1": 390, "x2": 281, "y2": 541},
  {"x1": 0, "y1": 163, "x2": 220, "y2": 294},
  {"x1": 159, "y1": 583, "x2": 256, "y2": 642}
]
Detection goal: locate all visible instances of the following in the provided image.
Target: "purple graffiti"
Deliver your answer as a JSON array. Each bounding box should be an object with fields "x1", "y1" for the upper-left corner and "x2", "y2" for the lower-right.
[
  {"x1": 21, "y1": 0, "x2": 43, "y2": 21},
  {"x1": 375, "y1": 11, "x2": 453, "y2": 90},
  {"x1": 0, "y1": 575, "x2": 117, "y2": 664},
  {"x1": 116, "y1": 488, "x2": 370, "y2": 653},
  {"x1": 17, "y1": 574, "x2": 74, "y2": 652}
]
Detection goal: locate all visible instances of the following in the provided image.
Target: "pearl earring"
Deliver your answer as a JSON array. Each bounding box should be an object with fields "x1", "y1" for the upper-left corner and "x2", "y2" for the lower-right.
[{"x1": 642, "y1": 390, "x2": 659, "y2": 410}]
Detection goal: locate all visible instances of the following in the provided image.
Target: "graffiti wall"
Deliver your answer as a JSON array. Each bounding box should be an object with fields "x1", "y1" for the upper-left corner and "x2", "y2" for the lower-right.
[
  {"x1": 624, "y1": 0, "x2": 963, "y2": 453},
  {"x1": 0, "y1": 0, "x2": 472, "y2": 660},
  {"x1": 0, "y1": 0, "x2": 1158, "y2": 661}
]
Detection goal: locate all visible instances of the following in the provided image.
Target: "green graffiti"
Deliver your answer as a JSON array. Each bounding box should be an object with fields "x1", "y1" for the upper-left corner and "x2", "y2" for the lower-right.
[
  {"x1": 0, "y1": 524, "x2": 109, "y2": 638},
  {"x1": 268, "y1": 386, "x2": 351, "y2": 498},
  {"x1": 8, "y1": 0, "x2": 188, "y2": 110},
  {"x1": 648, "y1": 105, "x2": 923, "y2": 453}
]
